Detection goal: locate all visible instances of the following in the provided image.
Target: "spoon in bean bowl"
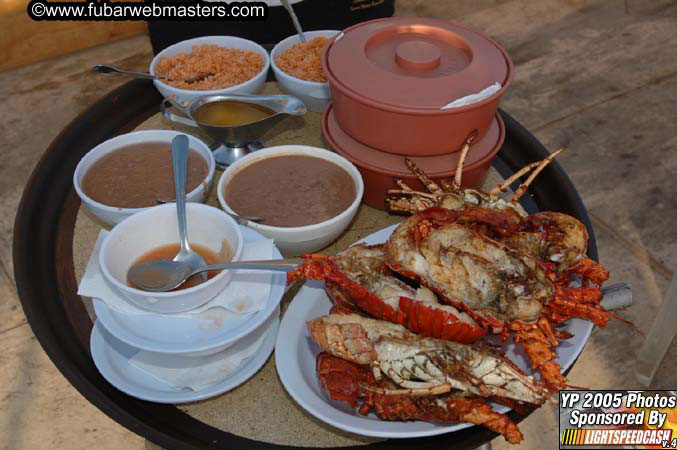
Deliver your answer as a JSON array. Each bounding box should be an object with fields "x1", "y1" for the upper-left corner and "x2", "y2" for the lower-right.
[{"x1": 156, "y1": 197, "x2": 264, "y2": 225}]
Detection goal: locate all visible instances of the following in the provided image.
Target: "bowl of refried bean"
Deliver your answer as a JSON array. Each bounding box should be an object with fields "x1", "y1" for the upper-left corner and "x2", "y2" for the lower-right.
[
  {"x1": 217, "y1": 145, "x2": 364, "y2": 255},
  {"x1": 73, "y1": 130, "x2": 215, "y2": 225}
]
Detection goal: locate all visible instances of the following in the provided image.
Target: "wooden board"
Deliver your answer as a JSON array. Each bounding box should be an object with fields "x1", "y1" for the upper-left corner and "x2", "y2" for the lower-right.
[{"x1": 0, "y1": 0, "x2": 146, "y2": 71}]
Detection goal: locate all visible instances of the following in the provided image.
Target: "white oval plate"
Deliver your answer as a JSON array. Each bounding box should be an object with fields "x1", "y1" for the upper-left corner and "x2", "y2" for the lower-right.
[
  {"x1": 94, "y1": 226, "x2": 285, "y2": 355},
  {"x1": 91, "y1": 314, "x2": 279, "y2": 404},
  {"x1": 275, "y1": 223, "x2": 592, "y2": 438}
]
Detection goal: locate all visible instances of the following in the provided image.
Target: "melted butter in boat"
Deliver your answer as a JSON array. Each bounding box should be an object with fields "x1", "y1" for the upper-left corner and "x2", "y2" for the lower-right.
[{"x1": 194, "y1": 100, "x2": 274, "y2": 127}]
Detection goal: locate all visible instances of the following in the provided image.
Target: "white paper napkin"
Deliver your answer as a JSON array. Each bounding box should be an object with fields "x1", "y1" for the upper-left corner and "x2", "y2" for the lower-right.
[
  {"x1": 78, "y1": 230, "x2": 275, "y2": 318},
  {"x1": 129, "y1": 314, "x2": 273, "y2": 391},
  {"x1": 441, "y1": 82, "x2": 501, "y2": 109}
]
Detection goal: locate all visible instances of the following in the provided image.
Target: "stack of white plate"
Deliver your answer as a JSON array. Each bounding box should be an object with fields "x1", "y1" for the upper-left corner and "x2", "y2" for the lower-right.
[{"x1": 90, "y1": 226, "x2": 285, "y2": 404}]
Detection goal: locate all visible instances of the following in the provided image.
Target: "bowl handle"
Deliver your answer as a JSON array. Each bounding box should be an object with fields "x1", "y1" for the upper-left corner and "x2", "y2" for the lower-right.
[{"x1": 161, "y1": 99, "x2": 199, "y2": 128}]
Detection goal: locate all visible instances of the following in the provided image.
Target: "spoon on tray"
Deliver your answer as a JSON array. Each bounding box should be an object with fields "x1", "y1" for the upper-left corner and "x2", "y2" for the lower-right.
[
  {"x1": 155, "y1": 197, "x2": 264, "y2": 225},
  {"x1": 128, "y1": 258, "x2": 302, "y2": 292},
  {"x1": 93, "y1": 64, "x2": 213, "y2": 84},
  {"x1": 171, "y1": 135, "x2": 209, "y2": 283}
]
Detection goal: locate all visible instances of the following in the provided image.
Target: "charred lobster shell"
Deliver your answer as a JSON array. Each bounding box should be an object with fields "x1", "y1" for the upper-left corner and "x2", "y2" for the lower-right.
[{"x1": 317, "y1": 352, "x2": 525, "y2": 444}]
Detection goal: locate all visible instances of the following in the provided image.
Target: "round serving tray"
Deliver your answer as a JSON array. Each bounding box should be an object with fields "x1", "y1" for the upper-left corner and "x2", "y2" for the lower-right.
[{"x1": 13, "y1": 79, "x2": 597, "y2": 450}]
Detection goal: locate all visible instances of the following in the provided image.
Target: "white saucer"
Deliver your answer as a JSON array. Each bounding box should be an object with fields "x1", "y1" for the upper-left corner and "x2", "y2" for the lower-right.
[
  {"x1": 275, "y1": 224, "x2": 592, "y2": 438},
  {"x1": 93, "y1": 226, "x2": 285, "y2": 356},
  {"x1": 91, "y1": 313, "x2": 279, "y2": 404}
]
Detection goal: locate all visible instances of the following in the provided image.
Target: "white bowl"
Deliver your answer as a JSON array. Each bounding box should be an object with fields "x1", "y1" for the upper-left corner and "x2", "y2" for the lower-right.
[
  {"x1": 99, "y1": 203, "x2": 244, "y2": 314},
  {"x1": 217, "y1": 145, "x2": 364, "y2": 255},
  {"x1": 271, "y1": 30, "x2": 339, "y2": 112},
  {"x1": 150, "y1": 36, "x2": 270, "y2": 109},
  {"x1": 73, "y1": 130, "x2": 215, "y2": 226},
  {"x1": 93, "y1": 226, "x2": 286, "y2": 357}
]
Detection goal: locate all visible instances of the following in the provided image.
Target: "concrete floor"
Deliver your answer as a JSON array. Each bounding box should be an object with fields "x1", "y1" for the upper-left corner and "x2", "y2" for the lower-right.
[{"x1": 1, "y1": 0, "x2": 676, "y2": 448}]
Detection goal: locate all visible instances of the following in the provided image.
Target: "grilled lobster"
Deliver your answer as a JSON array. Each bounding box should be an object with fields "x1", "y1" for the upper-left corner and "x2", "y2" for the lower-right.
[
  {"x1": 384, "y1": 132, "x2": 552, "y2": 222},
  {"x1": 385, "y1": 134, "x2": 597, "y2": 274},
  {"x1": 373, "y1": 130, "x2": 625, "y2": 390},
  {"x1": 383, "y1": 209, "x2": 618, "y2": 391},
  {"x1": 317, "y1": 352, "x2": 525, "y2": 444},
  {"x1": 308, "y1": 312, "x2": 549, "y2": 405},
  {"x1": 288, "y1": 244, "x2": 486, "y2": 343}
]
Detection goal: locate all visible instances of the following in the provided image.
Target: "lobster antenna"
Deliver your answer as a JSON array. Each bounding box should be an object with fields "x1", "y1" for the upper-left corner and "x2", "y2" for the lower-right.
[
  {"x1": 488, "y1": 160, "x2": 542, "y2": 195},
  {"x1": 511, "y1": 147, "x2": 565, "y2": 201},
  {"x1": 453, "y1": 129, "x2": 479, "y2": 190},
  {"x1": 439, "y1": 179, "x2": 455, "y2": 192},
  {"x1": 386, "y1": 189, "x2": 437, "y2": 199},
  {"x1": 404, "y1": 158, "x2": 444, "y2": 194},
  {"x1": 394, "y1": 178, "x2": 415, "y2": 191}
]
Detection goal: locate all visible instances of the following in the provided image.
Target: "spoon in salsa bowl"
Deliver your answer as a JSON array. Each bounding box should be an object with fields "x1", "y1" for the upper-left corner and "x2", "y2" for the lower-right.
[
  {"x1": 128, "y1": 258, "x2": 302, "y2": 292},
  {"x1": 171, "y1": 135, "x2": 208, "y2": 283}
]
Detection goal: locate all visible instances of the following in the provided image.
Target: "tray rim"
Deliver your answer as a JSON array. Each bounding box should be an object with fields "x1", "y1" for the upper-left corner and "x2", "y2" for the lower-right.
[{"x1": 13, "y1": 79, "x2": 597, "y2": 450}]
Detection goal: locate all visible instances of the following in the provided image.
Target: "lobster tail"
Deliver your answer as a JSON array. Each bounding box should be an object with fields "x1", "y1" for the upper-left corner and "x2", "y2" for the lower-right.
[
  {"x1": 293, "y1": 247, "x2": 486, "y2": 345},
  {"x1": 398, "y1": 296, "x2": 485, "y2": 343}
]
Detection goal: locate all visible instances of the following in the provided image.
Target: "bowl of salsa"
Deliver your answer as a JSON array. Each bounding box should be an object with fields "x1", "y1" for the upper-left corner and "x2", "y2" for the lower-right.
[{"x1": 99, "y1": 202, "x2": 243, "y2": 314}]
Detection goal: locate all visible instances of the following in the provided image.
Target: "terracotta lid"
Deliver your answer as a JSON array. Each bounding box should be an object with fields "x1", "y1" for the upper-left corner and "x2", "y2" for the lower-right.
[
  {"x1": 324, "y1": 18, "x2": 510, "y2": 109},
  {"x1": 323, "y1": 104, "x2": 504, "y2": 176}
]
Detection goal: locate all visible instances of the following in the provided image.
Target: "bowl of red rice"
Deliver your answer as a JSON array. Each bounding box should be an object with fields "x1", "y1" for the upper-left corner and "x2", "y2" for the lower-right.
[
  {"x1": 271, "y1": 30, "x2": 339, "y2": 112},
  {"x1": 150, "y1": 36, "x2": 270, "y2": 109}
]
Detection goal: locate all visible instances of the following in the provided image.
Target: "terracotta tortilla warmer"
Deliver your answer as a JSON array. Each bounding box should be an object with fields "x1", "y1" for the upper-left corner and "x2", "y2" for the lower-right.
[
  {"x1": 322, "y1": 104, "x2": 505, "y2": 210},
  {"x1": 323, "y1": 17, "x2": 512, "y2": 156}
]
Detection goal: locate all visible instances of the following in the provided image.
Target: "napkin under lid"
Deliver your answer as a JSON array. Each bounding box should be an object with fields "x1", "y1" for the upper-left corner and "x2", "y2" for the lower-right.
[
  {"x1": 441, "y1": 82, "x2": 501, "y2": 109},
  {"x1": 78, "y1": 230, "x2": 275, "y2": 318}
]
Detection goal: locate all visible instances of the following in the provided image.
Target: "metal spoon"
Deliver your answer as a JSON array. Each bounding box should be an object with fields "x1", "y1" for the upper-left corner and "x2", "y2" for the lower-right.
[
  {"x1": 93, "y1": 64, "x2": 213, "y2": 84},
  {"x1": 156, "y1": 198, "x2": 264, "y2": 225},
  {"x1": 218, "y1": 211, "x2": 265, "y2": 225},
  {"x1": 280, "y1": 0, "x2": 306, "y2": 43},
  {"x1": 128, "y1": 258, "x2": 302, "y2": 292},
  {"x1": 171, "y1": 135, "x2": 208, "y2": 283}
]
